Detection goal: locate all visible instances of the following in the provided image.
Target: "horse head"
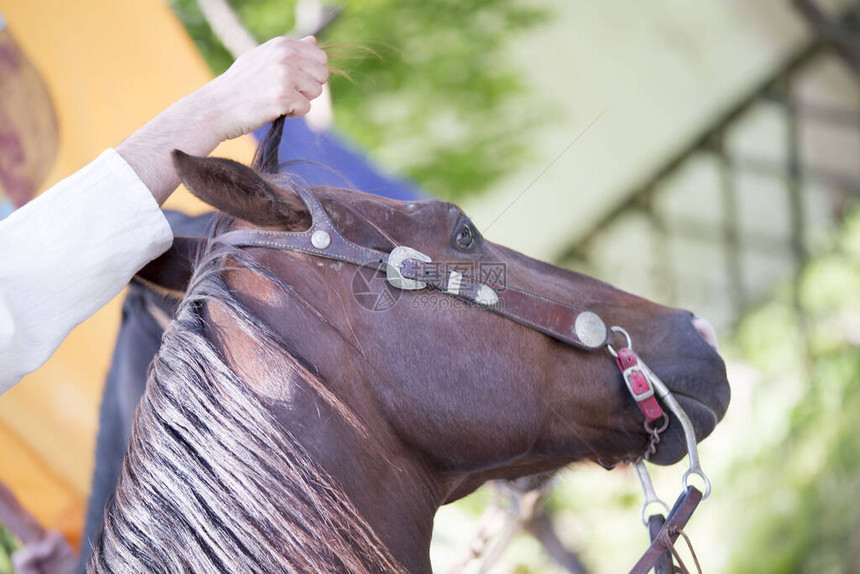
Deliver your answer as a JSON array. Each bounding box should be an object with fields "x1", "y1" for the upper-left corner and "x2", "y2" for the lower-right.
[{"x1": 98, "y1": 125, "x2": 729, "y2": 573}]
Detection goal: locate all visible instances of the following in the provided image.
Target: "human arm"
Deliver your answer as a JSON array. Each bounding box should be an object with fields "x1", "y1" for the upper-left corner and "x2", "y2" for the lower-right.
[
  {"x1": 0, "y1": 36, "x2": 328, "y2": 395},
  {"x1": 117, "y1": 35, "x2": 328, "y2": 204}
]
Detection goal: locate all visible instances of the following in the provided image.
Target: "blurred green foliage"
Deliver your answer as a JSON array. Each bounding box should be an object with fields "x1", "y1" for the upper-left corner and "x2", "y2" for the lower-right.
[
  {"x1": 728, "y1": 207, "x2": 860, "y2": 573},
  {"x1": 0, "y1": 525, "x2": 19, "y2": 574},
  {"x1": 168, "y1": 0, "x2": 549, "y2": 200}
]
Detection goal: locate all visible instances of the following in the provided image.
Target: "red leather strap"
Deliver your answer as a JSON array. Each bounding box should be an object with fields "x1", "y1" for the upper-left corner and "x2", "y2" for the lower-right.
[{"x1": 615, "y1": 348, "x2": 664, "y2": 422}]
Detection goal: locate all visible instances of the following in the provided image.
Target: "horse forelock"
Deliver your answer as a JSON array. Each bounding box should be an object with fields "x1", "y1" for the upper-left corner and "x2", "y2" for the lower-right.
[{"x1": 87, "y1": 216, "x2": 405, "y2": 574}]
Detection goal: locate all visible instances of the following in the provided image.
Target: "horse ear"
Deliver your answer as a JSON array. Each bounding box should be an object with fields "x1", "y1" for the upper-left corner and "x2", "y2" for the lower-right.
[
  {"x1": 171, "y1": 150, "x2": 310, "y2": 229},
  {"x1": 134, "y1": 236, "x2": 204, "y2": 295}
]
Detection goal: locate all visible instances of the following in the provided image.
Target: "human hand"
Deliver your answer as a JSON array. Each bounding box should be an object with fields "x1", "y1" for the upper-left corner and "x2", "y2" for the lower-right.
[
  {"x1": 11, "y1": 532, "x2": 76, "y2": 574},
  {"x1": 116, "y1": 35, "x2": 329, "y2": 204},
  {"x1": 202, "y1": 36, "x2": 329, "y2": 140}
]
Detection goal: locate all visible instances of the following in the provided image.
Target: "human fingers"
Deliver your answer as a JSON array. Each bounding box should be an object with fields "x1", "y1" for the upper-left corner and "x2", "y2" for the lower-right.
[
  {"x1": 193, "y1": 36, "x2": 327, "y2": 138},
  {"x1": 296, "y1": 57, "x2": 329, "y2": 85},
  {"x1": 283, "y1": 93, "x2": 312, "y2": 118},
  {"x1": 294, "y1": 35, "x2": 328, "y2": 64},
  {"x1": 292, "y1": 70, "x2": 324, "y2": 100}
]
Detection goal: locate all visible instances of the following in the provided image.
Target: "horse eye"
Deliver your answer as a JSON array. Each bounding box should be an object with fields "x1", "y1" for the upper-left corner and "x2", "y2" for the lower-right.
[{"x1": 455, "y1": 224, "x2": 475, "y2": 250}]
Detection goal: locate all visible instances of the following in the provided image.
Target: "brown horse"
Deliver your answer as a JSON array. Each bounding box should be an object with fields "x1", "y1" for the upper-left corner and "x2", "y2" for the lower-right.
[{"x1": 87, "y1": 122, "x2": 729, "y2": 573}]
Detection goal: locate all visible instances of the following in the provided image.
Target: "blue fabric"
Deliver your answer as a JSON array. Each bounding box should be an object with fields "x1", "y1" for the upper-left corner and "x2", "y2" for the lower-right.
[
  {"x1": 0, "y1": 198, "x2": 14, "y2": 220},
  {"x1": 252, "y1": 118, "x2": 423, "y2": 201}
]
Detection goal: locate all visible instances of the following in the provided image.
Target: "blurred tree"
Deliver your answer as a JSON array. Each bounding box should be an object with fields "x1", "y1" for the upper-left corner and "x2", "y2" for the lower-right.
[
  {"x1": 169, "y1": 0, "x2": 549, "y2": 200},
  {"x1": 728, "y1": 206, "x2": 860, "y2": 573}
]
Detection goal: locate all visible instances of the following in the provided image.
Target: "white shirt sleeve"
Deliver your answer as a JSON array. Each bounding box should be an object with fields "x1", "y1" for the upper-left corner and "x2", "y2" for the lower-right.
[{"x1": 0, "y1": 149, "x2": 173, "y2": 395}]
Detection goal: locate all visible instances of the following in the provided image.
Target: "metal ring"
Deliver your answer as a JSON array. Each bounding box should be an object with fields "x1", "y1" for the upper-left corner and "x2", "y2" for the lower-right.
[
  {"x1": 683, "y1": 468, "x2": 712, "y2": 500},
  {"x1": 640, "y1": 499, "x2": 670, "y2": 527},
  {"x1": 611, "y1": 326, "x2": 632, "y2": 350},
  {"x1": 644, "y1": 413, "x2": 669, "y2": 435},
  {"x1": 606, "y1": 326, "x2": 632, "y2": 358}
]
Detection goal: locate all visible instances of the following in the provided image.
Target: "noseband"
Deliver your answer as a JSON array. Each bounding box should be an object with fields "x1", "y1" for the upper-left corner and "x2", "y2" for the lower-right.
[{"x1": 220, "y1": 185, "x2": 710, "y2": 573}]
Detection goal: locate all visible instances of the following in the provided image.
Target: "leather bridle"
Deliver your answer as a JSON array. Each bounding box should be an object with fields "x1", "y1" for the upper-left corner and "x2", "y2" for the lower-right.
[
  {"x1": 221, "y1": 185, "x2": 612, "y2": 352},
  {"x1": 220, "y1": 184, "x2": 709, "y2": 573}
]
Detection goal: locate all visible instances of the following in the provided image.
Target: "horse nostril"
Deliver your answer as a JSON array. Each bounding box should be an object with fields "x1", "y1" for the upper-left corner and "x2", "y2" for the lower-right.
[{"x1": 691, "y1": 315, "x2": 719, "y2": 352}]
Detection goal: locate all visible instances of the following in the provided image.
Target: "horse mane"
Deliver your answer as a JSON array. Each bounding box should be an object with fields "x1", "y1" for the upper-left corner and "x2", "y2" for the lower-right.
[{"x1": 87, "y1": 168, "x2": 406, "y2": 572}]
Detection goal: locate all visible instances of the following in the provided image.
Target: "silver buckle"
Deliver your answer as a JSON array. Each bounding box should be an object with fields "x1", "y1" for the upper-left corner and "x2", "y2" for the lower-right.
[
  {"x1": 621, "y1": 366, "x2": 656, "y2": 402},
  {"x1": 387, "y1": 246, "x2": 431, "y2": 290}
]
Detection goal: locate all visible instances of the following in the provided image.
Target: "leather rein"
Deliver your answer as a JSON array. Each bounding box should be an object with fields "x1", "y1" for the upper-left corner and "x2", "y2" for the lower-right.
[{"x1": 219, "y1": 185, "x2": 709, "y2": 573}]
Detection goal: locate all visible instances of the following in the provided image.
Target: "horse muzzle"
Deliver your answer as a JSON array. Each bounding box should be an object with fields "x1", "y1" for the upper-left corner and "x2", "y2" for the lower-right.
[{"x1": 646, "y1": 327, "x2": 729, "y2": 466}]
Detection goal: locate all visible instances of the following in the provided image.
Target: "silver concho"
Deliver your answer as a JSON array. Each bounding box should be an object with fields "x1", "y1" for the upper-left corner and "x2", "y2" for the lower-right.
[
  {"x1": 474, "y1": 284, "x2": 499, "y2": 307},
  {"x1": 311, "y1": 229, "x2": 331, "y2": 250},
  {"x1": 574, "y1": 311, "x2": 608, "y2": 349}
]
